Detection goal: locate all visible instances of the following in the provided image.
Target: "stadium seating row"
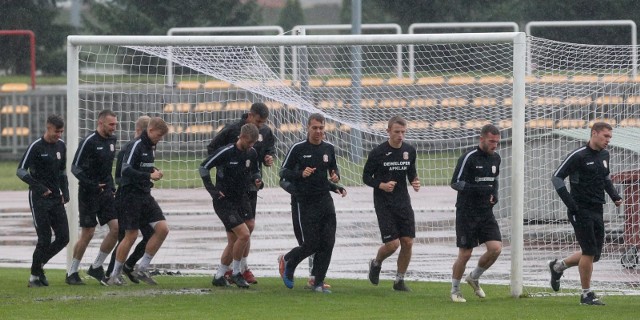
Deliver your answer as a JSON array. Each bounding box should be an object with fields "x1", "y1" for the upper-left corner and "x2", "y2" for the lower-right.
[
  {"x1": 0, "y1": 83, "x2": 29, "y2": 92},
  {"x1": 175, "y1": 74, "x2": 640, "y2": 90}
]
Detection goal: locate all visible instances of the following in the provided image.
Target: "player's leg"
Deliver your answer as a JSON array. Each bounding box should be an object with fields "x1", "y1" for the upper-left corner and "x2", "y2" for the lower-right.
[
  {"x1": 68, "y1": 191, "x2": 98, "y2": 284},
  {"x1": 307, "y1": 196, "x2": 336, "y2": 293},
  {"x1": 577, "y1": 209, "x2": 604, "y2": 305},
  {"x1": 88, "y1": 192, "x2": 119, "y2": 283},
  {"x1": 393, "y1": 207, "x2": 416, "y2": 291},
  {"x1": 229, "y1": 222, "x2": 251, "y2": 288},
  {"x1": 240, "y1": 192, "x2": 258, "y2": 283},
  {"x1": 369, "y1": 202, "x2": 399, "y2": 285},
  {"x1": 466, "y1": 214, "x2": 502, "y2": 298},
  {"x1": 451, "y1": 209, "x2": 474, "y2": 302}
]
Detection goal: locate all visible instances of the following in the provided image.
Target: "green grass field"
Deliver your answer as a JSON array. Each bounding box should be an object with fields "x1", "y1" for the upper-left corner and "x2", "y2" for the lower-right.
[{"x1": 0, "y1": 268, "x2": 636, "y2": 320}]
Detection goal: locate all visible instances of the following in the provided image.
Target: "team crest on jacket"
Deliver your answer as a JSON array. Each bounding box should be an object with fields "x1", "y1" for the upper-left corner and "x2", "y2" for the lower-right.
[
  {"x1": 603, "y1": 160, "x2": 608, "y2": 168},
  {"x1": 403, "y1": 152, "x2": 408, "y2": 160},
  {"x1": 492, "y1": 165, "x2": 496, "y2": 174},
  {"x1": 110, "y1": 144, "x2": 115, "y2": 152},
  {"x1": 258, "y1": 134, "x2": 263, "y2": 142},
  {"x1": 56, "y1": 152, "x2": 61, "y2": 159},
  {"x1": 323, "y1": 154, "x2": 328, "y2": 162},
  {"x1": 245, "y1": 159, "x2": 251, "y2": 168}
]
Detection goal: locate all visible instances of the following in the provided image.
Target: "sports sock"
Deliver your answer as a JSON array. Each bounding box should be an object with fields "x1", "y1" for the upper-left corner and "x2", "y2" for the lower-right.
[
  {"x1": 138, "y1": 253, "x2": 153, "y2": 271},
  {"x1": 68, "y1": 258, "x2": 80, "y2": 276},
  {"x1": 451, "y1": 279, "x2": 461, "y2": 293},
  {"x1": 92, "y1": 251, "x2": 109, "y2": 269},
  {"x1": 554, "y1": 260, "x2": 568, "y2": 272},
  {"x1": 470, "y1": 266, "x2": 487, "y2": 279},
  {"x1": 240, "y1": 257, "x2": 248, "y2": 272},
  {"x1": 215, "y1": 264, "x2": 229, "y2": 279},
  {"x1": 582, "y1": 288, "x2": 591, "y2": 297},
  {"x1": 232, "y1": 259, "x2": 241, "y2": 275},
  {"x1": 371, "y1": 259, "x2": 381, "y2": 267},
  {"x1": 112, "y1": 261, "x2": 123, "y2": 278},
  {"x1": 395, "y1": 272, "x2": 405, "y2": 283},
  {"x1": 30, "y1": 274, "x2": 39, "y2": 282}
]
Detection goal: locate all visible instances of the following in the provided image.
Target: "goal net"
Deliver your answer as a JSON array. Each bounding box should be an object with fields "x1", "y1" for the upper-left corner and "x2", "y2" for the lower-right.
[{"x1": 67, "y1": 33, "x2": 639, "y2": 295}]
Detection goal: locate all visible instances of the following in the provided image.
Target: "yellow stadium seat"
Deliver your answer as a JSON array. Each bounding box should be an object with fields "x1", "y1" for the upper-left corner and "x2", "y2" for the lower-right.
[
  {"x1": 386, "y1": 77, "x2": 415, "y2": 86},
  {"x1": 600, "y1": 75, "x2": 630, "y2": 83},
  {"x1": 432, "y1": 120, "x2": 461, "y2": 129},
  {"x1": 1, "y1": 105, "x2": 30, "y2": 114},
  {"x1": 370, "y1": 121, "x2": 387, "y2": 130},
  {"x1": 176, "y1": 81, "x2": 200, "y2": 90},
  {"x1": 308, "y1": 79, "x2": 324, "y2": 87},
  {"x1": 472, "y1": 97, "x2": 497, "y2": 107},
  {"x1": 620, "y1": 118, "x2": 640, "y2": 127},
  {"x1": 265, "y1": 101, "x2": 284, "y2": 110},
  {"x1": 440, "y1": 97, "x2": 467, "y2": 107},
  {"x1": 167, "y1": 125, "x2": 184, "y2": 134},
  {"x1": 555, "y1": 119, "x2": 587, "y2": 129},
  {"x1": 447, "y1": 76, "x2": 476, "y2": 85},
  {"x1": 378, "y1": 99, "x2": 406, "y2": 108},
  {"x1": 407, "y1": 121, "x2": 430, "y2": 130},
  {"x1": 526, "y1": 119, "x2": 554, "y2": 129},
  {"x1": 361, "y1": 77, "x2": 384, "y2": 86},
  {"x1": 360, "y1": 99, "x2": 376, "y2": 108},
  {"x1": 324, "y1": 122, "x2": 337, "y2": 132},
  {"x1": 226, "y1": 101, "x2": 251, "y2": 111},
  {"x1": 595, "y1": 95, "x2": 623, "y2": 106},
  {"x1": 318, "y1": 100, "x2": 344, "y2": 109},
  {"x1": 1, "y1": 127, "x2": 29, "y2": 136},
  {"x1": 0, "y1": 83, "x2": 29, "y2": 92},
  {"x1": 626, "y1": 96, "x2": 640, "y2": 105},
  {"x1": 324, "y1": 78, "x2": 350, "y2": 87},
  {"x1": 498, "y1": 119, "x2": 512, "y2": 129},
  {"x1": 533, "y1": 96, "x2": 563, "y2": 106},
  {"x1": 279, "y1": 123, "x2": 303, "y2": 133},
  {"x1": 203, "y1": 80, "x2": 232, "y2": 89},
  {"x1": 163, "y1": 103, "x2": 191, "y2": 113},
  {"x1": 185, "y1": 125, "x2": 214, "y2": 134},
  {"x1": 589, "y1": 118, "x2": 617, "y2": 127},
  {"x1": 416, "y1": 77, "x2": 445, "y2": 85},
  {"x1": 570, "y1": 75, "x2": 599, "y2": 83},
  {"x1": 464, "y1": 119, "x2": 491, "y2": 130},
  {"x1": 564, "y1": 96, "x2": 592, "y2": 106},
  {"x1": 537, "y1": 75, "x2": 568, "y2": 84},
  {"x1": 339, "y1": 123, "x2": 352, "y2": 132},
  {"x1": 195, "y1": 102, "x2": 223, "y2": 112},
  {"x1": 477, "y1": 76, "x2": 507, "y2": 85},
  {"x1": 409, "y1": 98, "x2": 437, "y2": 108}
]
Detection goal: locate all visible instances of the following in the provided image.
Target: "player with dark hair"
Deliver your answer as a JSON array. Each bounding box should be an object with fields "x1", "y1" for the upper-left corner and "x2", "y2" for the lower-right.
[
  {"x1": 200, "y1": 123, "x2": 262, "y2": 289},
  {"x1": 107, "y1": 117, "x2": 170, "y2": 285},
  {"x1": 206, "y1": 102, "x2": 275, "y2": 284},
  {"x1": 105, "y1": 115, "x2": 154, "y2": 284},
  {"x1": 548, "y1": 121, "x2": 622, "y2": 305},
  {"x1": 17, "y1": 114, "x2": 70, "y2": 287},
  {"x1": 364, "y1": 116, "x2": 420, "y2": 292},
  {"x1": 67, "y1": 109, "x2": 118, "y2": 285},
  {"x1": 278, "y1": 113, "x2": 347, "y2": 293},
  {"x1": 449, "y1": 124, "x2": 502, "y2": 303}
]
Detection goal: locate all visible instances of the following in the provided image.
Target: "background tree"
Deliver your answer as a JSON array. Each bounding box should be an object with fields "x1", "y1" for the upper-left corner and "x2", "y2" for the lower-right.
[
  {"x1": 0, "y1": 0, "x2": 71, "y2": 75},
  {"x1": 278, "y1": 0, "x2": 305, "y2": 33}
]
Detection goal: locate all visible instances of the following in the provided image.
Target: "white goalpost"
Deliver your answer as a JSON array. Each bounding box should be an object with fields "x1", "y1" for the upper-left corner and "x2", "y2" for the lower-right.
[{"x1": 71, "y1": 31, "x2": 640, "y2": 298}]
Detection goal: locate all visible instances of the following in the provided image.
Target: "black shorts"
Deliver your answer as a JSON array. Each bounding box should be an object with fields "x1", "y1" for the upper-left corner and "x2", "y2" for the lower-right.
[
  {"x1": 78, "y1": 188, "x2": 116, "y2": 228},
  {"x1": 212, "y1": 196, "x2": 248, "y2": 232},
  {"x1": 569, "y1": 206, "x2": 604, "y2": 258},
  {"x1": 119, "y1": 189, "x2": 165, "y2": 231},
  {"x1": 456, "y1": 208, "x2": 502, "y2": 249},
  {"x1": 374, "y1": 199, "x2": 415, "y2": 242}
]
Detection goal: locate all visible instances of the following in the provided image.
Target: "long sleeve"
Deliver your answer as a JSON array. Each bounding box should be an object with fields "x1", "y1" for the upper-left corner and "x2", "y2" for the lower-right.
[
  {"x1": 407, "y1": 149, "x2": 418, "y2": 183},
  {"x1": 450, "y1": 153, "x2": 493, "y2": 194},
  {"x1": 121, "y1": 142, "x2": 151, "y2": 181},
  {"x1": 207, "y1": 127, "x2": 232, "y2": 155},
  {"x1": 280, "y1": 144, "x2": 302, "y2": 181},
  {"x1": 552, "y1": 150, "x2": 579, "y2": 211},
  {"x1": 362, "y1": 149, "x2": 382, "y2": 189},
  {"x1": 604, "y1": 175, "x2": 622, "y2": 202},
  {"x1": 71, "y1": 136, "x2": 100, "y2": 190},
  {"x1": 199, "y1": 145, "x2": 229, "y2": 197},
  {"x1": 16, "y1": 142, "x2": 47, "y2": 194}
]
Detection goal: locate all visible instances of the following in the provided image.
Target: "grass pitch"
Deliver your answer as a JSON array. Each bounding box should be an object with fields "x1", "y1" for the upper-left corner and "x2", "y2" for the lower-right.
[{"x1": 0, "y1": 268, "x2": 637, "y2": 320}]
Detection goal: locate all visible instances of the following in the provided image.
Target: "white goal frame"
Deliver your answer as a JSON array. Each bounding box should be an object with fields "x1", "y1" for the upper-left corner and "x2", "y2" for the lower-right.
[{"x1": 66, "y1": 33, "x2": 527, "y2": 297}]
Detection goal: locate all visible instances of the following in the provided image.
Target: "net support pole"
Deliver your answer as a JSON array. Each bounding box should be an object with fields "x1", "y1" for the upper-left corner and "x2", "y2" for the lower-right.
[
  {"x1": 349, "y1": 0, "x2": 364, "y2": 163},
  {"x1": 66, "y1": 40, "x2": 81, "y2": 270},
  {"x1": 510, "y1": 32, "x2": 527, "y2": 298}
]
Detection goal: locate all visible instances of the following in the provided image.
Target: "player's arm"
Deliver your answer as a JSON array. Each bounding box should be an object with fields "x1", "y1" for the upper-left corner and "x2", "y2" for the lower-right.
[
  {"x1": 604, "y1": 174, "x2": 622, "y2": 204},
  {"x1": 551, "y1": 152, "x2": 579, "y2": 211},
  {"x1": 279, "y1": 144, "x2": 303, "y2": 181},
  {"x1": 114, "y1": 150, "x2": 125, "y2": 186},
  {"x1": 16, "y1": 142, "x2": 49, "y2": 195},
  {"x1": 362, "y1": 149, "x2": 383, "y2": 189},
  {"x1": 206, "y1": 126, "x2": 230, "y2": 156},
  {"x1": 408, "y1": 148, "x2": 420, "y2": 191},
  {"x1": 263, "y1": 130, "x2": 276, "y2": 166},
  {"x1": 198, "y1": 146, "x2": 227, "y2": 199},
  {"x1": 328, "y1": 146, "x2": 340, "y2": 182},
  {"x1": 71, "y1": 137, "x2": 101, "y2": 190},
  {"x1": 450, "y1": 153, "x2": 493, "y2": 194},
  {"x1": 250, "y1": 149, "x2": 263, "y2": 189},
  {"x1": 491, "y1": 157, "x2": 500, "y2": 204},
  {"x1": 59, "y1": 144, "x2": 70, "y2": 203},
  {"x1": 121, "y1": 142, "x2": 151, "y2": 181},
  {"x1": 279, "y1": 178, "x2": 296, "y2": 194}
]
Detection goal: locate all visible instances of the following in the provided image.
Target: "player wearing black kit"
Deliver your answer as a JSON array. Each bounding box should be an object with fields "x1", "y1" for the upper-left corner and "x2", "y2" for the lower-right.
[
  {"x1": 548, "y1": 122, "x2": 622, "y2": 306},
  {"x1": 364, "y1": 116, "x2": 420, "y2": 292},
  {"x1": 67, "y1": 109, "x2": 118, "y2": 285},
  {"x1": 449, "y1": 124, "x2": 502, "y2": 303},
  {"x1": 17, "y1": 114, "x2": 70, "y2": 287},
  {"x1": 108, "y1": 117, "x2": 170, "y2": 286},
  {"x1": 206, "y1": 102, "x2": 274, "y2": 284},
  {"x1": 277, "y1": 113, "x2": 347, "y2": 294},
  {"x1": 201, "y1": 123, "x2": 262, "y2": 289}
]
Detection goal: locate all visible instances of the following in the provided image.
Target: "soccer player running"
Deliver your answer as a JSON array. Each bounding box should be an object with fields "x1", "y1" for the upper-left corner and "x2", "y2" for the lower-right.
[
  {"x1": 17, "y1": 115, "x2": 70, "y2": 287},
  {"x1": 107, "y1": 117, "x2": 170, "y2": 285},
  {"x1": 206, "y1": 102, "x2": 275, "y2": 284},
  {"x1": 67, "y1": 109, "x2": 118, "y2": 285},
  {"x1": 549, "y1": 121, "x2": 622, "y2": 306},
  {"x1": 105, "y1": 116, "x2": 154, "y2": 284},
  {"x1": 449, "y1": 124, "x2": 502, "y2": 303},
  {"x1": 364, "y1": 116, "x2": 420, "y2": 292},
  {"x1": 278, "y1": 113, "x2": 347, "y2": 293},
  {"x1": 200, "y1": 123, "x2": 262, "y2": 289}
]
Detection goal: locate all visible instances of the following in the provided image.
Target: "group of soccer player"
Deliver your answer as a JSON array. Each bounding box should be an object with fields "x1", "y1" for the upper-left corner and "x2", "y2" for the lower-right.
[{"x1": 17, "y1": 103, "x2": 621, "y2": 305}]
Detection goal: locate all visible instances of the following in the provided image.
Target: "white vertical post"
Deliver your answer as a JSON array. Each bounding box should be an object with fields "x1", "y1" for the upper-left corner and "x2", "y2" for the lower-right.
[
  {"x1": 65, "y1": 39, "x2": 80, "y2": 271},
  {"x1": 510, "y1": 32, "x2": 527, "y2": 298}
]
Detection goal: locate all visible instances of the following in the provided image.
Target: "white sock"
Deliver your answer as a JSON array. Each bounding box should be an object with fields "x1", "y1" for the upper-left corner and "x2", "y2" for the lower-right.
[
  {"x1": 451, "y1": 279, "x2": 461, "y2": 293},
  {"x1": 111, "y1": 261, "x2": 123, "y2": 278},
  {"x1": 554, "y1": 260, "x2": 568, "y2": 272},
  {"x1": 240, "y1": 257, "x2": 248, "y2": 272},
  {"x1": 30, "y1": 274, "x2": 39, "y2": 282},
  {"x1": 215, "y1": 264, "x2": 229, "y2": 279},
  {"x1": 138, "y1": 253, "x2": 153, "y2": 271},
  {"x1": 395, "y1": 272, "x2": 405, "y2": 283},
  {"x1": 232, "y1": 260, "x2": 241, "y2": 275},
  {"x1": 92, "y1": 251, "x2": 109, "y2": 269},
  {"x1": 582, "y1": 288, "x2": 591, "y2": 297},
  {"x1": 68, "y1": 258, "x2": 80, "y2": 275},
  {"x1": 470, "y1": 266, "x2": 486, "y2": 279},
  {"x1": 308, "y1": 254, "x2": 315, "y2": 274}
]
